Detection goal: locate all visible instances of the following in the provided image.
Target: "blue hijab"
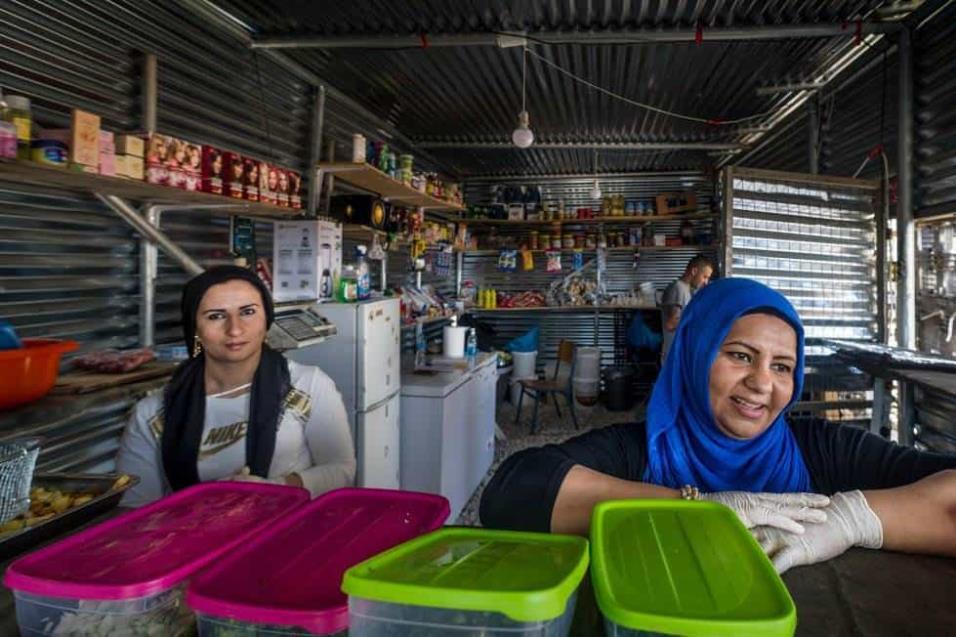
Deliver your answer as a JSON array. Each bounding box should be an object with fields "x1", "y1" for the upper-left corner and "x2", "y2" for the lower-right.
[{"x1": 643, "y1": 277, "x2": 811, "y2": 493}]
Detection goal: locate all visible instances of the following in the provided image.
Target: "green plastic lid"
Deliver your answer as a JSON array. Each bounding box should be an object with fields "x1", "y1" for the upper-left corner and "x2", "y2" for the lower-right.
[
  {"x1": 341, "y1": 527, "x2": 589, "y2": 622},
  {"x1": 590, "y1": 500, "x2": 796, "y2": 637}
]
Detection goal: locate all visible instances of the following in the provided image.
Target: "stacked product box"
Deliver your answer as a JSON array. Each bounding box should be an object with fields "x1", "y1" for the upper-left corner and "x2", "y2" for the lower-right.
[
  {"x1": 116, "y1": 134, "x2": 144, "y2": 180},
  {"x1": 243, "y1": 157, "x2": 260, "y2": 202},
  {"x1": 201, "y1": 146, "x2": 224, "y2": 195},
  {"x1": 98, "y1": 130, "x2": 115, "y2": 177},
  {"x1": 224, "y1": 151, "x2": 244, "y2": 199}
]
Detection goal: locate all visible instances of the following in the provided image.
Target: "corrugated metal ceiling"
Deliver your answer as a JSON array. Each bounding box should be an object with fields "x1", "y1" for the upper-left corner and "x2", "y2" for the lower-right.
[{"x1": 209, "y1": 0, "x2": 911, "y2": 176}]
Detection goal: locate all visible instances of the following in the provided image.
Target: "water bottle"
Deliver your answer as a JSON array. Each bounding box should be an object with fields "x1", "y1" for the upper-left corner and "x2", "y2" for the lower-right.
[
  {"x1": 355, "y1": 245, "x2": 371, "y2": 300},
  {"x1": 415, "y1": 321, "x2": 426, "y2": 368},
  {"x1": 465, "y1": 327, "x2": 477, "y2": 368}
]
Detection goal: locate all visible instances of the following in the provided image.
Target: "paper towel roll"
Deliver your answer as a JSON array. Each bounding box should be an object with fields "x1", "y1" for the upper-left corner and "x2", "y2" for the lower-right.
[{"x1": 443, "y1": 326, "x2": 469, "y2": 359}]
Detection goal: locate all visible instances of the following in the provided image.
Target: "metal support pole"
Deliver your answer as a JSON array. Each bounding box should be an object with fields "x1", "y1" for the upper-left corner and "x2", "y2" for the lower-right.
[
  {"x1": 142, "y1": 53, "x2": 157, "y2": 135},
  {"x1": 96, "y1": 194, "x2": 204, "y2": 276},
  {"x1": 140, "y1": 206, "x2": 160, "y2": 347},
  {"x1": 455, "y1": 250, "x2": 464, "y2": 297},
  {"x1": 897, "y1": 26, "x2": 916, "y2": 441},
  {"x1": 323, "y1": 140, "x2": 336, "y2": 215},
  {"x1": 808, "y1": 95, "x2": 820, "y2": 175},
  {"x1": 876, "y1": 152, "x2": 890, "y2": 343},
  {"x1": 381, "y1": 252, "x2": 388, "y2": 294},
  {"x1": 722, "y1": 167, "x2": 735, "y2": 277},
  {"x1": 307, "y1": 85, "x2": 326, "y2": 216}
]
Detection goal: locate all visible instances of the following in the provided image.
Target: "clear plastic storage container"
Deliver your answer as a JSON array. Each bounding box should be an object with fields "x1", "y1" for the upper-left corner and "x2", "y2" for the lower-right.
[
  {"x1": 343, "y1": 528, "x2": 589, "y2": 636},
  {"x1": 188, "y1": 488, "x2": 450, "y2": 636},
  {"x1": 5, "y1": 482, "x2": 309, "y2": 636},
  {"x1": 590, "y1": 500, "x2": 796, "y2": 637}
]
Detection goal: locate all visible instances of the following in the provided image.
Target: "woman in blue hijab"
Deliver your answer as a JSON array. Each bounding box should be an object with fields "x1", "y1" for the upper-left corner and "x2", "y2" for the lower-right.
[{"x1": 481, "y1": 278, "x2": 956, "y2": 573}]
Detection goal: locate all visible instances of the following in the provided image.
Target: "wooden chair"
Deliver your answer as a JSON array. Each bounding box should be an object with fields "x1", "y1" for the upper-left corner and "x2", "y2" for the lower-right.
[{"x1": 514, "y1": 340, "x2": 579, "y2": 434}]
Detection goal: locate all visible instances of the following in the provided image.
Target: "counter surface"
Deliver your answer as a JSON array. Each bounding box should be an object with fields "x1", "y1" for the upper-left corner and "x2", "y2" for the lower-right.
[{"x1": 400, "y1": 352, "x2": 497, "y2": 398}]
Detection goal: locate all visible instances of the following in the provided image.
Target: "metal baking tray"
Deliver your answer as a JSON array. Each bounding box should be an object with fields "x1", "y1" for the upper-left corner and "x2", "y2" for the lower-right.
[{"x1": 0, "y1": 472, "x2": 139, "y2": 561}]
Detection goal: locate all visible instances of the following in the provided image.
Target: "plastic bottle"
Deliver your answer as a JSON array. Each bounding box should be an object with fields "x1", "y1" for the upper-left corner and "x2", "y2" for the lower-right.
[
  {"x1": 355, "y1": 245, "x2": 371, "y2": 300},
  {"x1": 0, "y1": 89, "x2": 15, "y2": 159},
  {"x1": 465, "y1": 327, "x2": 477, "y2": 368},
  {"x1": 415, "y1": 321, "x2": 427, "y2": 368},
  {"x1": 5, "y1": 95, "x2": 31, "y2": 161},
  {"x1": 338, "y1": 265, "x2": 358, "y2": 302}
]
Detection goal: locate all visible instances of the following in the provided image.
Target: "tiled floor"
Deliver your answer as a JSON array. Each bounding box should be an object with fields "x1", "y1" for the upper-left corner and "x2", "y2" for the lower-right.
[{"x1": 455, "y1": 396, "x2": 645, "y2": 525}]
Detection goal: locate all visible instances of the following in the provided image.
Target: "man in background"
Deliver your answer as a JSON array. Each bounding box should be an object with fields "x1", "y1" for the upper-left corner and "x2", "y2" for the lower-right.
[{"x1": 660, "y1": 255, "x2": 714, "y2": 361}]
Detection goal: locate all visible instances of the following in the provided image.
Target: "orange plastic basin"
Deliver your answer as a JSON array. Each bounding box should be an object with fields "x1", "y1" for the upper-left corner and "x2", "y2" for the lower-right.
[{"x1": 0, "y1": 339, "x2": 79, "y2": 410}]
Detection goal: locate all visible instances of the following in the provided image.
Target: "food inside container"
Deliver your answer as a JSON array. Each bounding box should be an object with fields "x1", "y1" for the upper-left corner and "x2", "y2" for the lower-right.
[
  {"x1": 188, "y1": 488, "x2": 450, "y2": 636},
  {"x1": 5, "y1": 482, "x2": 309, "y2": 637},
  {"x1": 342, "y1": 528, "x2": 589, "y2": 637}
]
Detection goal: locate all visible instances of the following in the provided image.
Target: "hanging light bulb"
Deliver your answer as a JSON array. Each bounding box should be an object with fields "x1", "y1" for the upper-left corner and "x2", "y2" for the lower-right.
[
  {"x1": 512, "y1": 110, "x2": 534, "y2": 148},
  {"x1": 512, "y1": 47, "x2": 534, "y2": 148}
]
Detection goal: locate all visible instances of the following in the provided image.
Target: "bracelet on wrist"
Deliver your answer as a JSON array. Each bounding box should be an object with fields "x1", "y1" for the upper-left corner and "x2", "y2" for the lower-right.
[{"x1": 680, "y1": 485, "x2": 700, "y2": 500}]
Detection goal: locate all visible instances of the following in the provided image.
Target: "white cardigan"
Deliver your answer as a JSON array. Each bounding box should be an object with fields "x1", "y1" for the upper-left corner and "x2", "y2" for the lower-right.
[{"x1": 116, "y1": 360, "x2": 355, "y2": 507}]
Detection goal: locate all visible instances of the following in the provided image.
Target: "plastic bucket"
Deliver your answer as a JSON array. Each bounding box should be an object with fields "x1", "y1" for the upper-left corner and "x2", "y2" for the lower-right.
[
  {"x1": 512, "y1": 351, "x2": 538, "y2": 380},
  {"x1": 604, "y1": 367, "x2": 635, "y2": 412},
  {"x1": 575, "y1": 347, "x2": 600, "y2": 380},
  {"x1": 573, "y1": 377, "x2": 600, "y2": 407}
]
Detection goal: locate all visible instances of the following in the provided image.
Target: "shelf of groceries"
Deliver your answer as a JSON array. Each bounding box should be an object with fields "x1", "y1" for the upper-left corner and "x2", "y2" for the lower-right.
[
  {"x1": 0, "y1": 158, "x2": 305, "y2": 218},
  {"x1": 462, "y1": 244, "x2": 710, "y2": 255},
  {"x1": 459, "y1": 212, "x2": 716, "y2": 226},
  {"x1": 318, "y1": 161, "x2": 464, "y2": 212}
]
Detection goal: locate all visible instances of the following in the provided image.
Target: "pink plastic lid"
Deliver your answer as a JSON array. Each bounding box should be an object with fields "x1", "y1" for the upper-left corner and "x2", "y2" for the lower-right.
[
  {"x1": 186, "y1": 488, "x2": 450, "y2": 635},
  {"x1": 4, "y1": 482, "x2": 309, "y2": 600}
]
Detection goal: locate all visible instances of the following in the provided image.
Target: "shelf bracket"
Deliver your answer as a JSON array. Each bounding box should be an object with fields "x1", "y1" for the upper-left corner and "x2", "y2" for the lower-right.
[{"x1": 96, "y1": 194, "x2": 204, "y2": 276}]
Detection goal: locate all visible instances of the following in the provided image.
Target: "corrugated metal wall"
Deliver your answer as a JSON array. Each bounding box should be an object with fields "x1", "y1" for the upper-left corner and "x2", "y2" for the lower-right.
[
  {"x1": 0, "y1": 0, "x2": 314, "y2": 471},
  {"x1": 0, "y1": 185, "x2": 139, "y2": 354},
  {"x1": 915, "y1": 2, "x2": 956, "y2": 218}
]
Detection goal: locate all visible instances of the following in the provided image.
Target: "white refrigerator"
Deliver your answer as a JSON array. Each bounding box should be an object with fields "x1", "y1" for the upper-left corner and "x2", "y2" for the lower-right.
[{"x1": 286, "y1": 298, "x2": 401, "y2": 488}]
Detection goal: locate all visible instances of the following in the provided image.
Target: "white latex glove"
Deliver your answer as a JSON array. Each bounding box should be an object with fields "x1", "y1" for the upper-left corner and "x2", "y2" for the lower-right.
[
  {"x1": 701, "y1": 491, "x2": 830, "y2": 534},
  {"x1": 753, "y1": 490, "x2": 884, "y2": 574}
]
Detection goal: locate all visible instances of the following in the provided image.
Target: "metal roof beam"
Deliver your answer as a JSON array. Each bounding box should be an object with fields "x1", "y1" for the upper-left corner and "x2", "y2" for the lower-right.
[
  {"x1": 415, "y1": 141, "x2": 744, "y2": 151},
  {"x1": 251, "y1": 23, "x2": 901, "y2": 50},
  {"x1": 755, "y1": 82, "x2": 827, "y2": 95}
]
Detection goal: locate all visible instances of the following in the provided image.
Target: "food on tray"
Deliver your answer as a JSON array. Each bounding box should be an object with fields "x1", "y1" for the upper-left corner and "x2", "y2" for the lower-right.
[
  {"x1": 0, "y1": 475, "x2": 133, "y2": 537},
  {"x1": 73, "y1": 348, "x2": 155, "y2": 373}
]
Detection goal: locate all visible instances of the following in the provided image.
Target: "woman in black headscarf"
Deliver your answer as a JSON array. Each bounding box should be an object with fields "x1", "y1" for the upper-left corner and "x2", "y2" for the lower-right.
[{"x1": 117, "y1": 266, "x2": 355, "y2": 506}]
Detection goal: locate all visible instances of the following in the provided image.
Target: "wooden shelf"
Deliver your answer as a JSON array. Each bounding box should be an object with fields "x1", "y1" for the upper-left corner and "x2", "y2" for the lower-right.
[
  {"x1": 462, "y1": 244, "x2": 712, "y2": 254},
  {"x1": 467, "y1": 305, "x2": 657, "y2": 313},
  {"x1": 0, "y1": 159, "x2": 303, "y2": 218},
  {"x1": 317, "y1": 162, "x2": 465, "y2": 211},
  {"x1": 458, "y1": 212, "x2": 716, "y2": 226}
]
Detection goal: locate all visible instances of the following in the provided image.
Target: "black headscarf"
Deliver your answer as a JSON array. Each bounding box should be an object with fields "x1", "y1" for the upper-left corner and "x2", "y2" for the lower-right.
[{"x1": 161, "y1": 265, "x2": 291, "y2": 491}]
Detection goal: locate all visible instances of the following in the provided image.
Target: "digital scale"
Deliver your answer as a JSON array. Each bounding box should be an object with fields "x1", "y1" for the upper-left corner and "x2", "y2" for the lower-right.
[{"x1": 266, "y1": 302, "x2": 337, "y2": 351}]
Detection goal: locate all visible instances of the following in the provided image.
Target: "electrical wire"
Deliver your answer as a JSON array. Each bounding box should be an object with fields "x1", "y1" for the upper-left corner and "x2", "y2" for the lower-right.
[
  {"x1": 522, "y1": 46, "x2": 776, "y2": 126},
  {"x1": 521, "y1": 45, "x2": 527, "y2": 112}
]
